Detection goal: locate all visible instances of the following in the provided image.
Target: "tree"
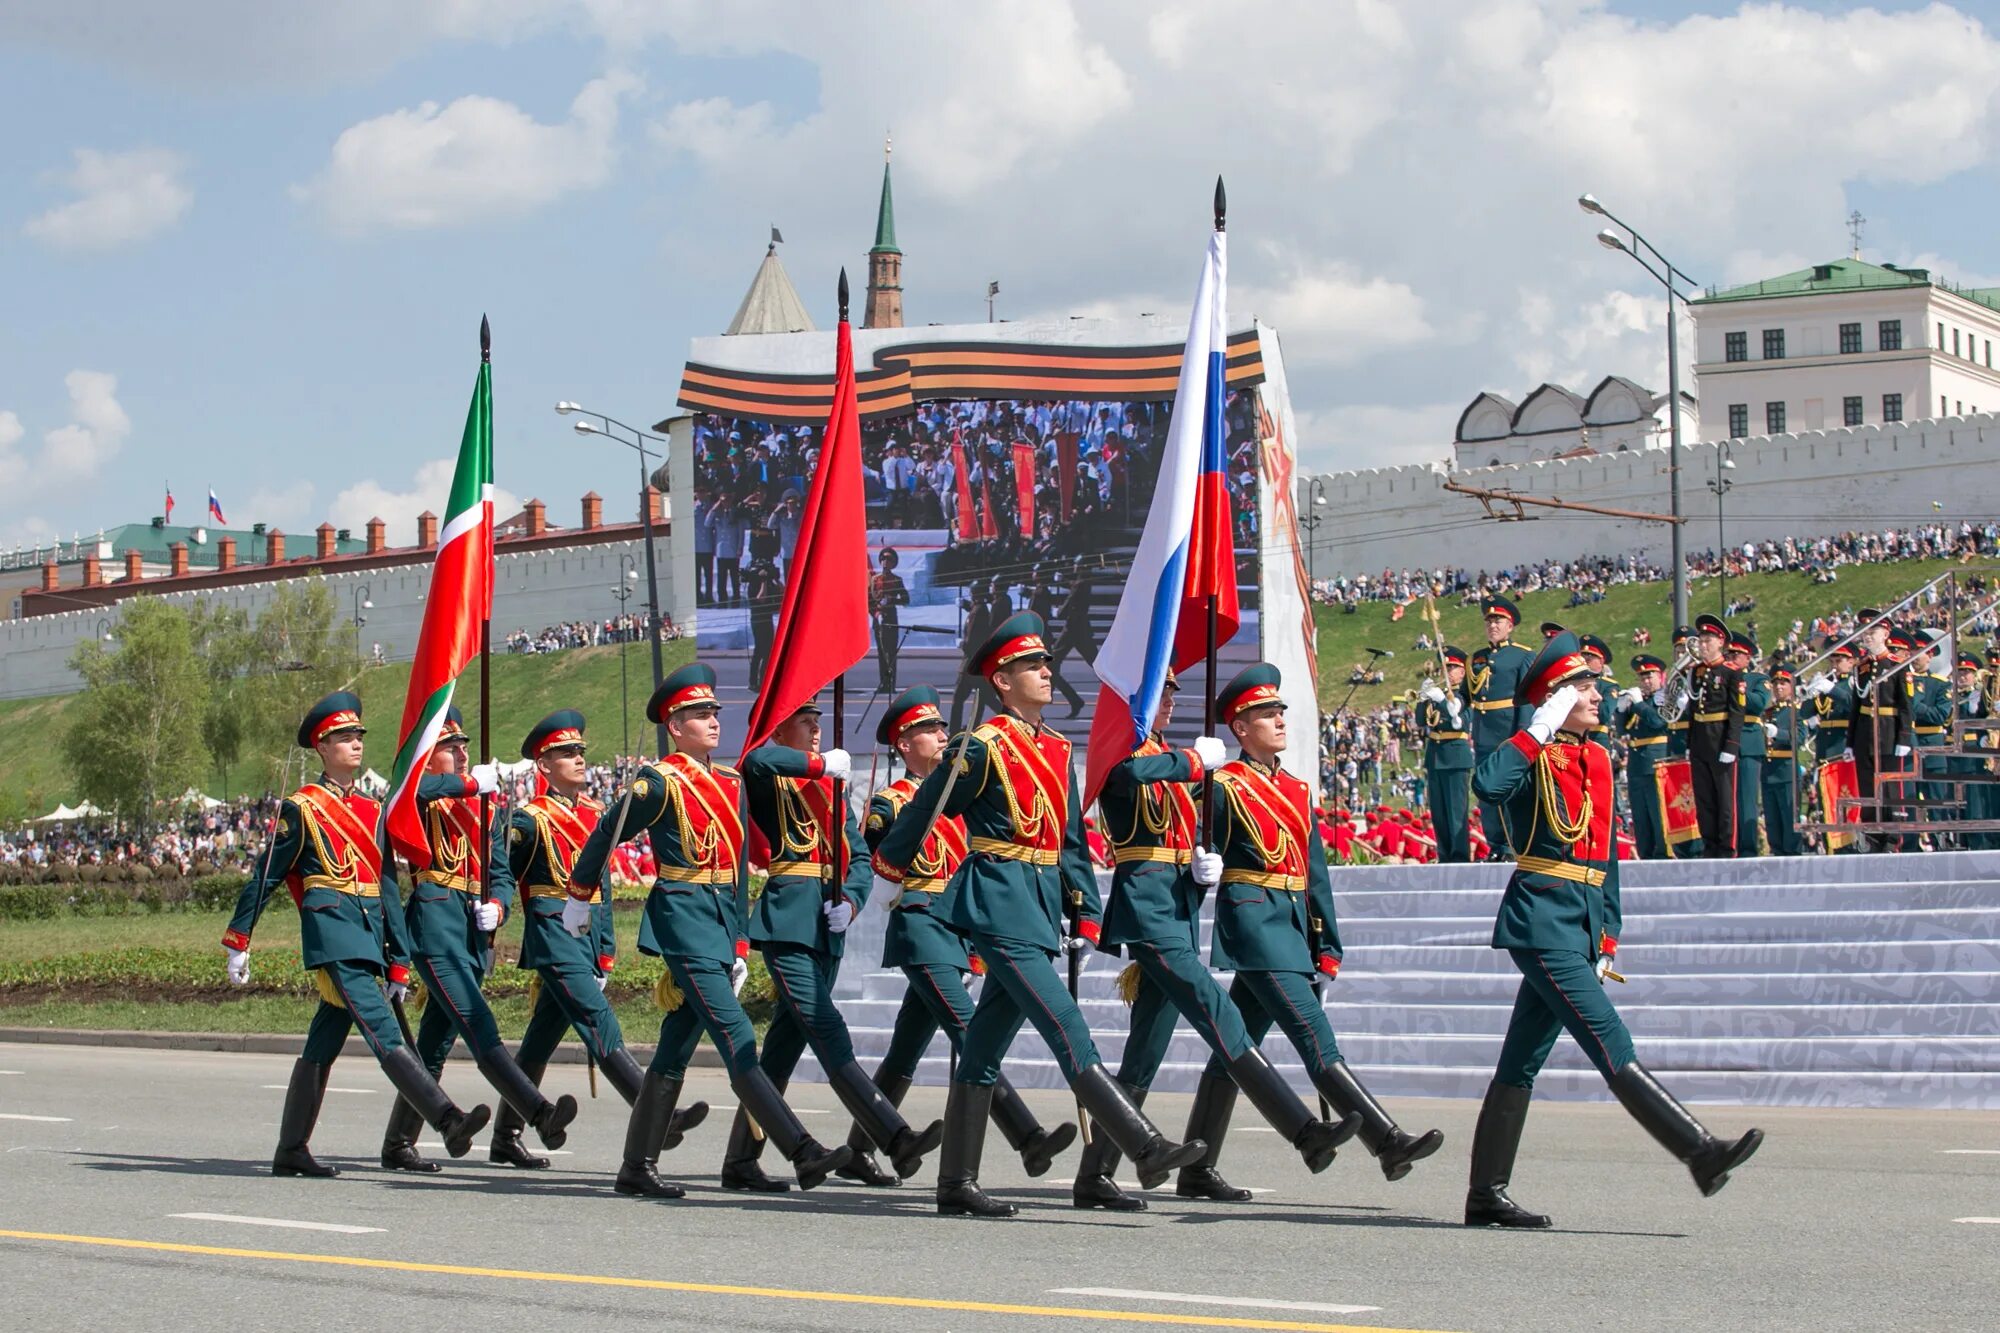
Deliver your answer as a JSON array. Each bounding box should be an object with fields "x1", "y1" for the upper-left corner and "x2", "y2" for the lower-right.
[
  {"x1": 187, "y1": 601, "x2": 253, "y2": 797},
  {"x1": 238, "y1": 580, "x2": 352, "y2": 793},
  {"x1": 63, "y1": 597, "x2": 211, "y2": 829}
]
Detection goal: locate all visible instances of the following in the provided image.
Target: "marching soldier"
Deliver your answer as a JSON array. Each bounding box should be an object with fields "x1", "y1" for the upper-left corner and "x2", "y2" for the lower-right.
[
  {"x1": 727, "y1": 700, "x2": 942, "y2": 1192},
  {"x1": 222, "y1": 692, "x2": 491, "y2": 1177},
  {"x1": 381, "y1": 707, "x2": 577, "y2": 1172},
  {"x1": 1685, "y1": 615, "x2": 1745, "y2": 858},
  {"x1": 1727, "y1": 633, "x2": 1769, "y2": 857},
  {"x1": 1468, "y1": 596, "x2": 1533, "y2": 860},
  {"x1": 493, "y1": 710, "x2": 705, "y2": 1171},
  {"x1": 1185, "y1": 663, "x2": 1443, "y2": 1197},
  {"x1": 1616, "y1": 655, "x2": 1671, "y2": 860},
  {"x1": 1078, "y1": 672, "x2": 1358, "y2": 1211},
  {"x1": 847, "y1": 686, "x2": 1077, "y2": 1181},
  {"x1": 567, "y1": 665, "x2": 852, "y2": 1198},
  {"x1": 1417, "y1": 647, "x2": 1474, "y2": 863},
  {"x1": 1465, "y1": 632, "x2": 1763, "y2": 1229},
  {"x1": 1761, "y1": 667, "x2": 1802, "y2": 857},
  {"x1": 1911, "y1": 630, "x2": 1955, "y2": 843},
  {"x1": 876, "y1": 612, "x2": 1205, "y2": 1218}
]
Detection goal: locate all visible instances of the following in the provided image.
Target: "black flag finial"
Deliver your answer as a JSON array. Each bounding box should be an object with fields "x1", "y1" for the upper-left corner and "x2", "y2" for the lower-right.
[
  {"x1": 1214, "y1": 177, "x2": 1226, "y2": 233},
  {"x1": 480, "y1": 314, "x2": 491, "y2": 363},
  {"x1": 838, "y1": 267, "x2": 850, "y2": 323}
]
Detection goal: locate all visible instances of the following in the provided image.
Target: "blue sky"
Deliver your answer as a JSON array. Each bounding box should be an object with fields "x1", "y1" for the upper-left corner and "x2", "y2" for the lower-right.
[{"x1": 4, "y1": 1, "x2": 1998, "y2": 549}]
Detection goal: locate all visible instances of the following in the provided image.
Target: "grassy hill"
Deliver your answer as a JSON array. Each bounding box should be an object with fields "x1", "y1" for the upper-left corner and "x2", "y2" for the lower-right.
[
  {"x1": 0, "y1": 638, "x2": 696, "y2": 819},
  {"x1": 1313, "y1": 557, "x2": 1970, "y2": 711}
]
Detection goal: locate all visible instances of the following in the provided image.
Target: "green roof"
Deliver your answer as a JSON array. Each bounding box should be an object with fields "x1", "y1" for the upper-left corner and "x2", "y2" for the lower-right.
[
  {"x1": 97, "y1": 522, "x2": 367, "y2": 568},
  {"x1": 870, "y1": 159, "x2": 899, "y2": 255},
  {"x1": 1695, "y1": 258, "x2": 2000, "y2": 313}
]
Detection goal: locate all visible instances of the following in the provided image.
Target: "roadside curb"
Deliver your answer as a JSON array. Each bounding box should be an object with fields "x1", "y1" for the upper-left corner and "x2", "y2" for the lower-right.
[{"x1": 0, "y1": 1026, "x2": 723, "y2": 1068}]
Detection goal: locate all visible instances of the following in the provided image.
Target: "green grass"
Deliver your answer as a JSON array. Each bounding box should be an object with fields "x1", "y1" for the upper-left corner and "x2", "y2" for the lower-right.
[
  {"x1": 1314, "y1": 558, "x2": 1968, "y2": 712},
  {"x1": 0, "y1": 638, "x2": 696, "y2": 814},
  {"x1": 0, "y1": 993, "x2": 681, "y2": 1038}
]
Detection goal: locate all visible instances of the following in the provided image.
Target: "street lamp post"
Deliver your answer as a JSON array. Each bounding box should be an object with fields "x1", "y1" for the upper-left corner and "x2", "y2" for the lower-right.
[
  {"x1": 1302, "y1": 478, "x2": 1328, "y2": 583},
  {"x1": 556, "y1": 402, "x2": 669, "y2": 756},
  {"x1": 1581, "y1": 193, "x2": 1697, "y2": 631},
  {"x1": 611, "y1": 558, "x2": 639, "y2": 755},
  {"x1": 1708, "y1": 444, "x2": 1735, "y2": 615},
  {"x1": 95, "y1": 617, "x2": 115, "y2": 644},
  {"x1": 350, "y1": 583, "x2": 373, "y2": 665}
]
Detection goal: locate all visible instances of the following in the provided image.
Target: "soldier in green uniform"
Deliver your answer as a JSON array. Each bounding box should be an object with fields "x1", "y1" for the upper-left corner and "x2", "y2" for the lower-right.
[
  {"x1": 567, "y1": 665, "x2": 851, "y2": 1198},
  {"x1": 223, "y1": 693, "x2": 491, "y2": 1177},
  {"x1": 1615, "y1": 655, "x2": 1671, "y2": 859},
  {"x1": 845, "y1": 686, "x2": 1077, "y2": 1180},
  {"x1": 1074, "y1": 673, "x2": 1357, "y2": 1211},
  {"x1": 877, "y1": 612, "x2": 1205, "y2": 1218},
  {"x1": 1970, "y1": 648, "x2": 2000, "y2": 849},
  {"x1": 1186, "y1": 663, "x2": 1444, "y2": 1197},
  {"x1": 1417, "y1": 647, "x2": 1474, "y2": 863},
  {"x1": 380, "y1": 706, "x2": 577, "y2": 1172},
  {"x1": 1469, "y1": 596, "x2": 1534, "y2": 860},
  {"x1": 1911, "y1": 630, "x2": 1955, "y2": 846},
  {"x1": 1465, "y1": 633, "x2": 1763, "y2": 1229},
  {"x1": 724, "y1": 700, "x2": 942, "y2": 1193},
  {"x1": 1844, "y1": 616, "x2": 1916, "y2": 853},
  {"x1": 1579, "y1": 635, "x2": 1616, "y2": 740},
  {"x1": 1727, "y1": 633, "x2": 1769, "y2": 857},
  {"x1": 1799, "y1": 645, "x2": 1856, "y2": 852},
  {"x1": 1661, "y1": 627, "x2": 1703, "y2": 858},
  {"x1": 1761, "y1": 667, "x2": 1802, "y2": 857},
  {"x1": 490, "y1": 710, "x2": 705, "y2": 1171}
]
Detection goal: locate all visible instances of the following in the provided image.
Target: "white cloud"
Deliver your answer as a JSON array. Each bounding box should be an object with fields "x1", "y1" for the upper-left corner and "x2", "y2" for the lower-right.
[
  {"x1": 242, "y1": 480, "x2": 318, "y2": 534},
  {"x1": 1237, "y1": 256, "x2": 1441, "y2": 367},
  {"x1": 0, "y1": 372, "x2": 132, "y2": 505},
  {"x1": 296, "y1": 71, "x2": 638, "y2": 233},
  {"x1": 329, "y1": 458, "x2": 520, "y2": 540},
  {"x1": 1293, "y1": 402, "x2": 1461, "y2": 475},
  {"x1": 23, "y1": 148, "x2": 192, "y2": 251}
]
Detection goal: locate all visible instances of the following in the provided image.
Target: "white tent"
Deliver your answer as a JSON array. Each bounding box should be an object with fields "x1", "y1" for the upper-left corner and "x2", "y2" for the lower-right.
[
  {"x1": 177, "y1": 787, "x2": 225, "y2": 810},
  {"x1": 34, "y1": 801, "x2": 105, "y2": 822},
  {"x1": 357, "y1": 769, "x2": 389, "y2": 797}
]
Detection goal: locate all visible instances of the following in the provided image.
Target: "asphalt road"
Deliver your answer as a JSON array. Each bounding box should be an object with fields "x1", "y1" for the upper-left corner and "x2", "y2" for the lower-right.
[{"x1": 0, "y1": 1044, "x2": 1994, "y2": 1332}]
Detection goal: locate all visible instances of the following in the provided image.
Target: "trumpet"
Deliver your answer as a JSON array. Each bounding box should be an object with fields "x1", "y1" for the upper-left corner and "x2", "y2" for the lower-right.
[{"x1": 1663, "y1": 648, "x2": 1697, "y2": 721}]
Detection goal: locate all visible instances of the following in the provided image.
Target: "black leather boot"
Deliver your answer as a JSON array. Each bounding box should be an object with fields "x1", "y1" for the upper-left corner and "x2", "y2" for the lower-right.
[
  {"x1": 273, "y1": 1058, "x2": 339, "y2": 1178},
  {"x1": 719, "y1": 1094, "x2": 789, "y2": 1193},
  {"x1": 1071, "y1": 1080, "x2": 1144, "y2": 1211},
  {"x1": 936, "y1": 1082, "x2": 1017, "y2": 1217},
  {"x1": 380, "y1": 1094, "x2": 440, "y2": 1173},
  {"x1": 1229, "y1": 1049, "x2": 1363, "y2": 1178},
  {"x1": 838, "y1": 1069, "x2": 908, "y2": 1186},
  {"x1": 829, "y1": 1060, "x2": 942, "y2": 1180},
  {"x1": 613, "y1": 1071, "x2": 687, "y2": 1199},
  {"x1": 600, "y1": 1047, "x2": 708, "y2": 1151},
  {"x1": 732, "y1": 1067, "x2": 849, "y2": 1191},
  {"x1": 475, "y1": 1048, "x2": 578, "y2": 1151},
  {"x1": 1071, "y1": 1063, "x2": 1204, "y2": 1190},
  {"x1": 1465, "y1": 1079, "x2": 1550, "y2": 1228},
  {"x1": 379, "y1": 1044, "x2": 490, "y2": 1159},
  {"x1": 489, "y1": 1056, "x2": 550, "y2": 1169},
  {"x1": 990, "y1": 1077, "x2": 1077, "y2": 1178},
  {"x1": 1176, "y1": 1073, "x2": 1252, "y2": 1200},
  {"x1": 1609, "y1": 1061, "x2": 1764, "y2": 1198},
  {"x1": 1316, "y1": 1058, "x2": 1442, "y2": 1181}
]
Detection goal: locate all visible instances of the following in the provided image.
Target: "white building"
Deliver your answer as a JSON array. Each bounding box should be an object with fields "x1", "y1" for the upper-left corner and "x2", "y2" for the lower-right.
[
  {"x1": 1453, "y1": 375, "x2": 1695, "y2": 469},
  {"x1": 1689, "y1": 258, "x2": 2000, "y2": 440}
]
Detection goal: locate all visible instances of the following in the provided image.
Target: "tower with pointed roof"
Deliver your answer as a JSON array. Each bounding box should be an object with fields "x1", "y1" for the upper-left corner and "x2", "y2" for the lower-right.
[
  {"x1": 863, "y1": 136, "x2": 903, "y2": 329},
  {"x1": 724, "y1": 230, "x2": 816, "y2": 336}
]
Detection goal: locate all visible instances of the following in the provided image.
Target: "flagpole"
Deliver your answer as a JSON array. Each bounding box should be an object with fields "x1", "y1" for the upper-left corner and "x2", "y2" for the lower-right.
[
  {"x1": 1201, "y1": 178, "x2": 1226, "y2": 849},
  {"x1": 832, "y1": 272, "x2": 850, "y2": 869},
  {"x1": 478, "y1": 315, "x2": 497, "y2": 947}
]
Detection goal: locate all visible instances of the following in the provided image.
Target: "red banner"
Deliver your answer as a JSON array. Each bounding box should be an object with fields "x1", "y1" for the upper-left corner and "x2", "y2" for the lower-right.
[
  {"x1": 951, "y1": 427, "x2": 976, "y2": 541},
  {"x1": 1817, "y1": 755, "x2": 1860, "y2": 852},
  {"x1": 1654, "y1": 757, "x2": 1700, "y2": 854},
  {"x1": 1056, "y1": 429, "x2": 1078, "y2": 522},
  {"x1": 1011, "y1": 442, "x2": 1036, "y2": 539},
  {"x1": 977, "y1": 468, "x2": 997, "y2": 540}
]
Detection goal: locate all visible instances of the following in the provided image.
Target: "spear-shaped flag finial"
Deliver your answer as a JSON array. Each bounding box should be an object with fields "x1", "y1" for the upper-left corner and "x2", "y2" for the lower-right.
[
  {"x1": 838, "y1": 267, "x2": 850, "y2": 323},
  {"x1": 480, "y1": 314, "x2": 491, "y2": 363},
  {"x1": 1214, "y1": 176, "x2": 1227, "y2": 233}
]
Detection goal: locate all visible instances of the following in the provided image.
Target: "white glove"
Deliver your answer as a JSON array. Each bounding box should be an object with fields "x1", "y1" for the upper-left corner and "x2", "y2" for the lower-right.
[
  {"x1": 226, "y1": 947, "x2": 250, "y2": 986},
  {"x1": 1803, "y1": 674, "x2": 1835, "y2": 699},
  {"x1": 1192, "y1": 735, "x2": 1227, "y2": 770},
  {"x1": 596, "y1": 971, "x2": 610, "y2": 992},
  {"x1": 561, "y1": 895, "x2": 594, "y2": 937},
  {"x1": 1764, "y1": 722, "x2": 1778, "y2": 742},
  {"x1": 474, "y1": 900, "x2": 502, "y2": 932},
  {"x1": 386, "y1": 980, "x2": 409, "y2": 1005},
  {"x1": 1895, "y1": 744, "x2": 1912, "y2": 758},
  {"x1": 1620, "y1": 687, "x2": 1642, "y2": 706},
  {"x1": 1445, "y1": 698, "x2": 1463, "y2": 726},
  {"x1": 1804, "y1": 716, "x2": 1819, "y2": 731},
  {"x1": 820, "y1": 748, "x2": 852, "y2": 781},
  {"x1": 469, "y1": 762, "x2": 501, "y2": 795},
  {"x1": 729, "y1": 957, "x2": 749, "y2": 996},
  {"x1": 1191, "y1": 849, "x2": 1223, "y2": 886},
  {"x1": 1063, "y1": 932, "x2": 1094, "y2": 956},
  {"x1": 1527, "y1": 685, "x2": 1581, "y2": 745},
  {"x1": 1419, "y1": 681, "x2": 1445, "y2": 704},
  {"x1": 1719, "y1": 752, "x2": 1736, "y2": 765},
  {"x1": 822, "y1": 898, "x2": 855, "y2": 933},
  {"x1": 1595, "y1": 955, "x2": 1616, "y2": 983}
]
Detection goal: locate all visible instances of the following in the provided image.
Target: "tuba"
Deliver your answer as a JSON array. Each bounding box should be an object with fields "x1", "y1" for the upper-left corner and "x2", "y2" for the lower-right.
[{"x1": 1663, "y1": 649, "x2": 1697, "y2": 721}]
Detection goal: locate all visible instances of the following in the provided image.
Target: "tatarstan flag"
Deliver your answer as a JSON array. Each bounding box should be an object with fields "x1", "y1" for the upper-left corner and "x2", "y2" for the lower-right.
[{"x1": 383, "y1": 320, "x2": 496, "y2": 869}]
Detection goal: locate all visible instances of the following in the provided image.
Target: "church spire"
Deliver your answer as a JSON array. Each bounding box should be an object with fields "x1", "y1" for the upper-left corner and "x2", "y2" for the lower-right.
[{"x1": 864, "y1": 134, "x2": 903, "y2": 328}]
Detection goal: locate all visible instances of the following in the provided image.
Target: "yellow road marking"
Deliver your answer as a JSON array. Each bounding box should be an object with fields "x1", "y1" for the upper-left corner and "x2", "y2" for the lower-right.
[{"x1": 0, "y1": 1228, "x2": 1452, "y2": 1332}]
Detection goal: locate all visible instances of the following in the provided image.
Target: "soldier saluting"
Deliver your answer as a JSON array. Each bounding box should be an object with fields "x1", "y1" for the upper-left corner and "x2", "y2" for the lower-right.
[
  {"x1": 876, "y1": 612, "x2": 1205, "y2": 1218},
  {"x1": 223, "y1": 692, "x2": 491, "y2": 1177},
  {"x1": 1466, "y1": 631, "x2": 1763, "y2": 1229}
]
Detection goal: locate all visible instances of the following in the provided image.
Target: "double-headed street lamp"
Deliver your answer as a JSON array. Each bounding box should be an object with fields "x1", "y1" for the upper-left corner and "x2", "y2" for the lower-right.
[
  {"x1": 556, "y1": 401, "x2": 668, "y2": 756},
  {"x1": 611, "y1": 558, "x2": 639, "y2": 755},
  {"x1": 1581, "y1": 192, "x2": 1698, "y2": 631},
  {"x1": 1708, "y1": 443, "x2": 1736, "y2": 615}
]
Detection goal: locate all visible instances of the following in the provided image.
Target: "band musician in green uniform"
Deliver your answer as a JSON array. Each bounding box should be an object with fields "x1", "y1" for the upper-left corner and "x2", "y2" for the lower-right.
[
  {"x1": 1615, "y1": 655, "x2": 1671, "y2": 859},
  {"x1": 223, "y1": 693, "x2": 491, "y2": 1177},
  {"x1": 1761, "y1": 667, "x2": 1802, "y2": 857},
  {"x1": 877, "y1": 613, "x2": 1205, "y2": 1218},
  {"x1": 1727, "y1": 633, "x2": 1769, "y2": 857},
  {"x1": 1417, "y1": 647, "x2": 1474, "y2": 863},
  {"x1": 1465, "y1": 632, "x2": 1763, "y2": 1228},
  {"x1": 1469, "y1": 597, "x2": 1533, "y2": 860}
]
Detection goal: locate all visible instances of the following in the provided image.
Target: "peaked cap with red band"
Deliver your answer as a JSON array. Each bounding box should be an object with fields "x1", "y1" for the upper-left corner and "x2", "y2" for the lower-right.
[
  {"x1": 437, "y1": 705, "x2": 468, "y2": 744},
  {"x1": 968, "y1": 610, "x2": 1053, "y2": 678},
  {"x1": 877, "y1": 684, "x2": 946, "y2": 747},
  {"x1": 647, "y1": 662, "x2": 720, "y2": 723},
  {"x1": 522, "y1": 709, "x2": 587, "y2": 759},
  {"x1": 1482, "y1": 595, "x2": 1520, "y2": 624},
  {"x1": 1579, "y1": 634, "x2": 1611, "y2": 665},
  {"x1": 1695, "y1": 613, "x2": 1729, "y2": 640},
  {"x1": 1442, "y1": 645, "x2": 1468, "y2": 667},
  {"x1": 1515, "y1": 630, "x2": 1595, "y2": 709},
  {"x1": 1631, "y1": 654, "x2": 1666, "y2": 673},
  {"x1": 297, "y1": 691, "x2": 365, "y2": 748},
  {"x1": 1218, "y1": 661, "x2": 1286, "y2": 726}
]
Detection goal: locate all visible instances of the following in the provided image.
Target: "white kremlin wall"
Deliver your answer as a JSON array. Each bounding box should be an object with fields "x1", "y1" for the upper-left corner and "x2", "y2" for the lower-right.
[{"x1": 1304, "y1": 413, "x2": 1998, "y2": 578}]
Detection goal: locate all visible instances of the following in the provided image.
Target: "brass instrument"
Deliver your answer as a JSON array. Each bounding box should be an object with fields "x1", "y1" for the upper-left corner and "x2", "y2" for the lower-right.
[{"x1": 1663, "y1": 648, "x2": 1697, "y2": 721}]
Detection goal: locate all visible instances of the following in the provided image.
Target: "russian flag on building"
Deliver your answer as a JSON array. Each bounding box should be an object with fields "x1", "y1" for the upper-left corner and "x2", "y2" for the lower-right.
[
  {"x1": 1084, "y1": 187, "x2": 1240, "y2": 805},
  {"x1": 207, "y1": 488, "x2": 227, "y2": 526}
]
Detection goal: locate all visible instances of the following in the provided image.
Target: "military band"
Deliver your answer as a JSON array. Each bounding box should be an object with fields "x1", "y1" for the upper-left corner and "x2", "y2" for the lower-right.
[
  {"x1": 1418, "y1": 647, "x2": 1474, "y2": 864},
  {"x1": 1617, "y1": 655, "x2": 1671, "y2": 859},
  {"x1": 1727, "y1": 633, "x2": 1769, "y2": 857},
  {"x1": 1468, "y1": 597, "x2": 1533, "y2": 860},
  {"x1": 1762, "y1": 667, "x2": 1802, "y2": 857}
]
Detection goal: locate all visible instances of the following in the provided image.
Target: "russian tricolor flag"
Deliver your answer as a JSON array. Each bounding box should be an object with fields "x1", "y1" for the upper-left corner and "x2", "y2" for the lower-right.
[
  {"x1": 207, "y1": 488, "x2": 227, "y2": 526},
  {"x1": 1084, "y1": 198, "x2": 1240, "y2": 805}
]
